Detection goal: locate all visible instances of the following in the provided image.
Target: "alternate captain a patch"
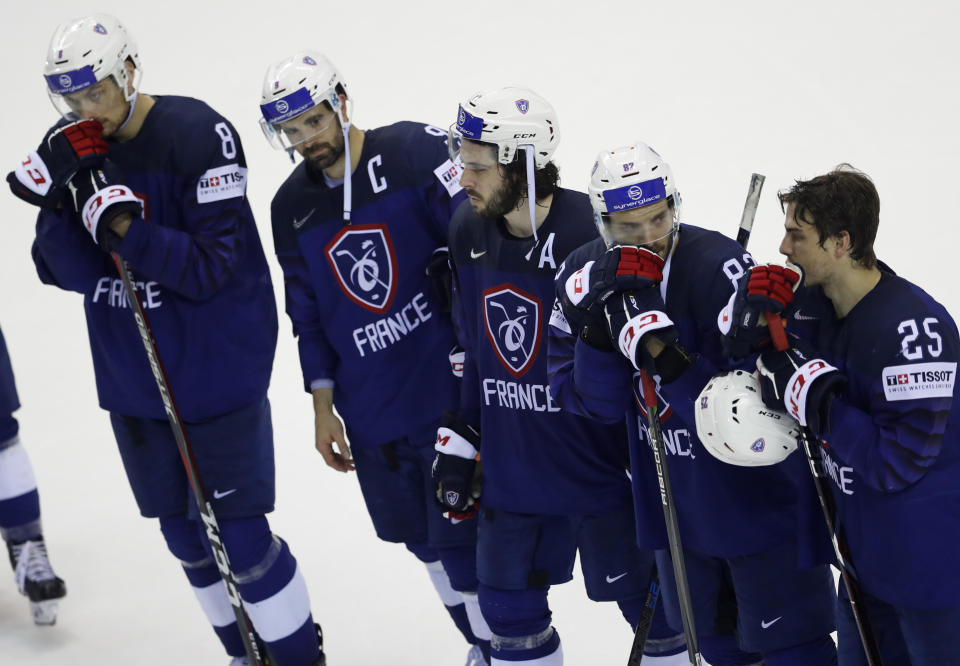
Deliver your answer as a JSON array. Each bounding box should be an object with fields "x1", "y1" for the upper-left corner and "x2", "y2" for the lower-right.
[
  {"x1": 483, "y1": 284, "x2": 542, "y2": 378},
  {"x1": 325, "y1": 224, "x2": 398, "y2": 314}
]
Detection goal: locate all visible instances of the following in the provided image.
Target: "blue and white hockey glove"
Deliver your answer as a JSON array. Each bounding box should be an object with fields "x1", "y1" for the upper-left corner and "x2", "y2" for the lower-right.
[
  {"x1": 719, "y1": 263, "x2": 802, "y2": 360},
  {"x1": 432, "y1": 411, "x2": 482, "y2": 523},
  {"x1": 7, "y1": 120, "x2": 109, "y2": 210},
  {"x1": 756, "y1": 340, "x2": 846, "y2": 434},
  {"x1": 604, "y1": 289, "x2": 692, "y2": 383},
  {"x1": 563, "y1": 246, "x2": 664, "y2": 318},
  {"x1": 67, "y1": 164, "x2": 142, "y2": 251}
]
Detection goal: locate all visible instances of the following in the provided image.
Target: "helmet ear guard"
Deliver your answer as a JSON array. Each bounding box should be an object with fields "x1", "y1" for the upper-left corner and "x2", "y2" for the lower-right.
[{"x1": 695, "y1": 369, "x2": 801, "y2": 467}]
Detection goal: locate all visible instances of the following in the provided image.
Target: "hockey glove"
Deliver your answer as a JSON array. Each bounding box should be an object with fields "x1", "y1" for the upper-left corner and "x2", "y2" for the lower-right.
[
  {"x1": 7, "y1": 120, "x2": 108, "y2": 209},
  {"x1": 67, "y1": 164, "x2": 142, "y2": 251},
  {"x1": 564, "y1": 245, "x2": 664, "y2": 313},
  {"x1": 604, "y1": 288, "x2": 691, "y2": 382},
  {"x1": 756, "y1": 340, "x2": 846, "y2": 434},
  {"x1": 432, "y1": 411, "x2": 482, "y2": 522},
  {"x1": 719, "y1": 263, "x2": 802, "y2": 359},
  {"x1": 426, "y1": 246, "x2": 453, "y2": 313}
]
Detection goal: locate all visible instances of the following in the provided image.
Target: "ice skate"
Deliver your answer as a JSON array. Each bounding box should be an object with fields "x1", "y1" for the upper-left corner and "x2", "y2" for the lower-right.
[{"x1": 7, "y1": 538, "x2": 66, "y2": 625}]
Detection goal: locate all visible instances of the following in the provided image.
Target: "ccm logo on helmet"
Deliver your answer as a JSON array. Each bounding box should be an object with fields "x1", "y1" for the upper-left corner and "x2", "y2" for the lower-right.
[{"x1": 513, "y1": 133, "x2": 536, "y2": 139}]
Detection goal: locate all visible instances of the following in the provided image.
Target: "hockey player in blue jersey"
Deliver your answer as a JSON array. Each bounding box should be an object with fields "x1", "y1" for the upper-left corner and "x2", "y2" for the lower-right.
[
  {"x1": 259, "y1": 52, "x2": 489, "y2": 665},
  {"x1": 433, "y1": 89, "x2": 687, "y2": 665},
  {"x1": 0, "y1": 324, "x2": 66, "y2": 626},
  {"x1": 717, "y1": 165, "x2": 960, "y2": 665},
  {"x1": 7, "y1": 14, "x2": 323, "y2": 665},
  {"x1": 548, "y1": 142, "x2": 839, "y2": 665}
]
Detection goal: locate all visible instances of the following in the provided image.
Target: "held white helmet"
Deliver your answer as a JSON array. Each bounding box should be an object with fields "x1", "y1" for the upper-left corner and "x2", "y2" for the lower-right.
[
  {"x1": 259, "y1": 51, "x2": 347, "y2": 152},
  {"x1": 43, "y1": 13, "x2": 141, "y2": 118},
  {"x1": 449, "y1": 87, "x2": 559, "y2": 169},
  {"x1": 589, "y1": 142, "x2": 680, "y2": 247},
  {"x1": 695, "y1": 369, "x2": 801, "y2": 467}
]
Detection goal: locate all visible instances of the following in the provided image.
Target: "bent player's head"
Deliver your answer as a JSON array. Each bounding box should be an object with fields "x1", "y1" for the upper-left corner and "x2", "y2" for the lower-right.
[
  {"x1": 449, "y1": 87, "x2": 560, "y2": 221},
  {"x1": 44, "y1": 13, "x2": 141, "y2": 137},
  {"x1": 259, "y1": 51, "x2": 348, "y2": 169},
  {"x1": 588, "y1": 142, "x2": 680, "y2": 258},
  {"x1": 777, "y1": 164, "x2": 879, "y2": 285}
]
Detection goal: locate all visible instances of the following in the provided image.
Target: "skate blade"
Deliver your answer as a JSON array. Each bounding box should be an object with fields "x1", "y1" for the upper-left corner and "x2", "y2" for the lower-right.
[{"x1": 31, "y1": 600, "x2": 58, "y2": 625}]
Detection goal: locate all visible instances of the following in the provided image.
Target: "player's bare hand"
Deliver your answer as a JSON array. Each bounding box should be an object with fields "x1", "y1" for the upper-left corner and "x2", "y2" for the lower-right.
[
  {"x1": 312, "y1": 388, "x2": 355, "y2": 472},
  {"x1": 315, "y1": 409, "x2": 354, "y2": 472}
]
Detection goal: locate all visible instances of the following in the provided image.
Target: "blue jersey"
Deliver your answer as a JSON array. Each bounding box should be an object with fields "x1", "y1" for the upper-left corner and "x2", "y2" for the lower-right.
[
  {"x1": 549, "y1": 225, "x2": 827, "y2": 559},
  {"x1": 449, "y1": 188, "x2": 633, "y2": 516},
  {"x1": 271, "y1": 122, "x2": 465, "y2": 451},
  {"x1": 0, "y1": 325, "x2": 20, "y2": 417},
  {"x1": 31, "y1": 96, "x2": 277, "y2": 421},
  {"x1": 792, "y1": 270, "x2": 960, "y2": 609}
]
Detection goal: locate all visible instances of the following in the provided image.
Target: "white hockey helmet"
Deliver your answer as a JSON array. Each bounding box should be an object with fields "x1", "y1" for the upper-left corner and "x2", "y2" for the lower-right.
[
  {"x1": 43, "y1": 13, "x2": 141, "y2": 118},
  {"x1": 449, "y1": 87, "x2": 560, "y2": 169},
  {"x1": 589, "y1": 142, "x2": 680, "y2": 247},
  {"x1": 259, "y1": 51, "x2": 347, "y2": 152},
  {"x1": 695, "y1": 369, "x2": 800, "y2": 467}
]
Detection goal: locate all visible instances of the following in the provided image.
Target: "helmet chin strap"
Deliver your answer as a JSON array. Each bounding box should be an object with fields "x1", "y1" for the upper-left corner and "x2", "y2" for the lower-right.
[
  {"x1": 340, "y1": 100, "x2": 353, "y2": 224},
  {"x1": 115, "y1": 68, "x2": 142, "y2": 133},
  {"x1": 116, "y1": 91, "x2": 138, "y2": 132},
  {"x1": 522, "y1": 146, "x2": 539, "y2": 262},
  {"x1": 525, "y1": 146, "x2": 538, "y2": 244}
]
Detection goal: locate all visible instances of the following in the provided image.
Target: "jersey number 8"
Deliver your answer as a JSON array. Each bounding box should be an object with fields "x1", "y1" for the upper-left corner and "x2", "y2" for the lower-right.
[{"x1": 215, "y1": 122, "x2": 237, "y2": 159}]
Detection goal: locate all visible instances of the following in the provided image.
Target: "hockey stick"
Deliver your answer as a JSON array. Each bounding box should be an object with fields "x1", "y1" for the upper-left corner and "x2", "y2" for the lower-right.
[
  {"x1": 735, "y1": 173, "x2": 765, "y2": 248},
  {"x1": 763, "y1": 323, "x2": 884, "y2": 665},
  {"x1": 626, "y1": 568, "x2": 661, "y2": 665},
  {"x1": 111, "y1": 253, "x2": 267, "y2": 666},
  {"x1": 737, "y1": 173, "x2": 883, "y2": 665},
  {"x1": 636, "y1": 371, "x2": 702, "y2": 666}
]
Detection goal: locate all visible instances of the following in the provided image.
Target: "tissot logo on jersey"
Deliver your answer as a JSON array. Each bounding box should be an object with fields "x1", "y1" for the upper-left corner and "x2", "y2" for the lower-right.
[
  {"x1": 882, "y1": 362, "x2": 957, "y2": 401},
  {"x1": 325, "y1": 225, "x2": 398, "y2": 314},
  {"x1": 196, "y1": 164, "x2": 248, "y2": 203},
  {"x1": 483, "y1": 285, "x2": 542, "y2": 378},
  {"x1": 433, "y1": 158, "x2": 464, "y2": 198}
]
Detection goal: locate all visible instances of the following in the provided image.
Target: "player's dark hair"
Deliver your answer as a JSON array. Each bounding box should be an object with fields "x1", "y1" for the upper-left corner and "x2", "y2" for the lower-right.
[
  {"x1": 500, "y1": 158, "x2": 561, "y2": 201},
  {"x1": 778, "y1": 164, "x2": 879, "y2": 268}
]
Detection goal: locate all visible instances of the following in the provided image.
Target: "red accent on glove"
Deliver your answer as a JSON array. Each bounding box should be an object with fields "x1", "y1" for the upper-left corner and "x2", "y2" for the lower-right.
[
  {"x1": 747, "y1": 265, "x2": 801, "y2": 310},
  {"x1": 616, "y1": 246, "x2": 665, "y2": 281},
  {"x1": 60, "y1": 120, "x2": 108, "y2": 160}
]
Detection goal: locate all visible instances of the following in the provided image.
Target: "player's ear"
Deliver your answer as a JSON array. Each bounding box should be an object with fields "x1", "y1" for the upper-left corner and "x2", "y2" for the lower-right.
[
  {"x1": 832, "y1": 230, "x2": 852, "y2": 258},
  {"x1": 123, "y1": 59, "x2": 137, "y2": 95}
]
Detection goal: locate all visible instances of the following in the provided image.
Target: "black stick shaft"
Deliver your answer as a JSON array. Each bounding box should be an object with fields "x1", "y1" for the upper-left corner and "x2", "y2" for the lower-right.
[
  {"x1": 112, "y1": 254, "x2": 266, "y2": 666},
  {"x1": 798, "y1": 433, "x2": 883, "y2": 666},
  {"x1": 639, "y1": 372, "x2": 702, "y2": 666},
  {"x1": 626, "y1": 569, "x2": 660, "y2": 665}
]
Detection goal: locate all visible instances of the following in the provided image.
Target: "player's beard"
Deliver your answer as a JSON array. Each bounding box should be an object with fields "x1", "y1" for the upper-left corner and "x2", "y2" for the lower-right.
[
  {"x1": 303, "y1": 132, "x2": 345, "y2": 171},
  {"x1": 643, "y1": 236, "x2": 673, "y2": 260},
  {"x1": 469, "y1": 175, "x2": 525, "y2": 221}
]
